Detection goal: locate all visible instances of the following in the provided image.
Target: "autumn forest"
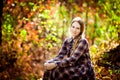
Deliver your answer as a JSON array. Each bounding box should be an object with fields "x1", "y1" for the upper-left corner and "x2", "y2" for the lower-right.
[{"x1": 0, "y1": 0, "x2": 120, "y2": 80}]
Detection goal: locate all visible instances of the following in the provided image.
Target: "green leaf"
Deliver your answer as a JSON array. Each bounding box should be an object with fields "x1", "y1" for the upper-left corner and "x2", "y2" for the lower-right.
[
  {"x1": 20, "y1": 29, "x2": 27, "y2": 40},
  {"x1": 28, "y1": 2, "x2": 34, "y2": 6},
  {"x1": 20, "y1": 2, "x2": 26, "y2": 6}
]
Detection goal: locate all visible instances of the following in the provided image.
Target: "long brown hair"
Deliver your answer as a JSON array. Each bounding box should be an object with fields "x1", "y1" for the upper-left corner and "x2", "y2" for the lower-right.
[{"x1": 70, "y1": 17, "x2": 85, "y2": 56}]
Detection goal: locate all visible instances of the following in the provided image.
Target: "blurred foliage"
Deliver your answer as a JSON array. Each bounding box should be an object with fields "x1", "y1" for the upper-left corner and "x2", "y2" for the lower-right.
[{"x1": 0, "y1": 0, "x2": 120, "y2": 80}]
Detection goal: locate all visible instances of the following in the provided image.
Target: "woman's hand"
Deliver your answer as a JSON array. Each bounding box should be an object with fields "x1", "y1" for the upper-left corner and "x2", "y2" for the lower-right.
[
  {"x1": 45, "y1": 59, "x2": 54, "y2": 63},
  {"x1": 44, "y1": 62, "x2": 57, "y2": 70}
]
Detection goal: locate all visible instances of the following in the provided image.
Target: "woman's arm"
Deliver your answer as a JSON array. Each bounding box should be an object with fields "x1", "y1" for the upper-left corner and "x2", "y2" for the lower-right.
[
  {"x1": 55, "y1": 39, "x2": 88, "y2": 67},
  {"x1": 46, "y1": 38, "x2": 68, "y2": 63}
]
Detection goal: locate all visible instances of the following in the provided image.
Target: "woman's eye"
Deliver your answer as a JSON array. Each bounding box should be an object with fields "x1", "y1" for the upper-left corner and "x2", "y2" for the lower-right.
[
  {"x1": 72, "y1": 26, "x2": 75, "y2": 28},
  {"x1": 76, "y1": 28, "x2": 80, "y2": 30}
]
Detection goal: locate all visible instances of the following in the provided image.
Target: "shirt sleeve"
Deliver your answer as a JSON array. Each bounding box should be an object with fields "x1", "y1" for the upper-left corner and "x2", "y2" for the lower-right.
[
  {"x1": 55, "y1": 39, "x2": 88, "y2": 67},
  {"x1": 47, "y1": 39, "x2": 67, "y2": 63}
]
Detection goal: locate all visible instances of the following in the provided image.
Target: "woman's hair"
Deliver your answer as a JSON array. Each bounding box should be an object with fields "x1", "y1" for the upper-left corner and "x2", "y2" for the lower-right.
[{"x1": 69, "y1": 17, "x2": 85, "y2": 56}]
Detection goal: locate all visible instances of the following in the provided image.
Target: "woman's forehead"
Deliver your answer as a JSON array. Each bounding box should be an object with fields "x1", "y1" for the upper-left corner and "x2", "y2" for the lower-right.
[{"x1": 72, "y1": 22, "x2": 80, "y2": 27}]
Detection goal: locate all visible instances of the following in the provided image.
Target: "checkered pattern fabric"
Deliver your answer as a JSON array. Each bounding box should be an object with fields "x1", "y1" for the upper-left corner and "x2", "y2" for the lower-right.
[{"x1": 43, "y1": 38, "x2": 95, "y2": 80}]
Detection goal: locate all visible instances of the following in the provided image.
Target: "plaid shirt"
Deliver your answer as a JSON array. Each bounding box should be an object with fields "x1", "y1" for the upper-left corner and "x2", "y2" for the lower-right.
[{"x1": 43, "y1": 38, "x2": 95, "y2": 80}]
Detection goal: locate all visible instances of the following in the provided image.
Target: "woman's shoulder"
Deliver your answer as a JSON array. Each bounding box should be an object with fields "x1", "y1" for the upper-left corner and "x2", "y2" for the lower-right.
[
  {"x1": 80, "y1": 37, "x2": 87, "y2": 41},
  {"x1": 64, "y1": 37, "x2": 73, "y2": 43},
  {"x1": 79, "y1": 37, "x2": 88, "y2": 44}
]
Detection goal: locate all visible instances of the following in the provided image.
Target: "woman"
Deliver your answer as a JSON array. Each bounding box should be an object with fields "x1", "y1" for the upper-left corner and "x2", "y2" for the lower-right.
[{"x1": 43, "y1": 17, "x2": 96, "y2": 80}]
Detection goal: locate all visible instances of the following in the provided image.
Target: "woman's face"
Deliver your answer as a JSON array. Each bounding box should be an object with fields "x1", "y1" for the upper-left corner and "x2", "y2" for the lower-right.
[{"x1": 70, "y1": 22, "x2": 81, "y2": 38}]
